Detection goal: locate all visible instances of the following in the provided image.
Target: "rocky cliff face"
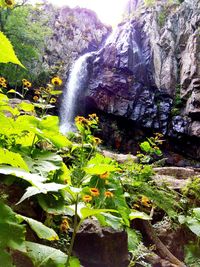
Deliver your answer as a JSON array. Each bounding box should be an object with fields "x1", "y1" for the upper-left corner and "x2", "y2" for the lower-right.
[
  {"x1": 83, "y1": 0, "x2": 200, "y2": 160},
  {"x1": 40, "y1": 4, "x2": 111, "y2": 80}
]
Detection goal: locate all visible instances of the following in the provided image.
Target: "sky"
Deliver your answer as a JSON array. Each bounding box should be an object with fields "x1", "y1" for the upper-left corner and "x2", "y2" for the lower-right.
[{"x1": 30, "y1": 0, "x2": 128, "y2": 26}]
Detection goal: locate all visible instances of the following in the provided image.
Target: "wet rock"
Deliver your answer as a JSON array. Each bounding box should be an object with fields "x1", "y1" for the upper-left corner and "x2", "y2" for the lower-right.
[
  {"x1": 73, "y1": 219, "x2": 129, "y2": 267},
  {"x1": 83, "y1": 0, "x2": 200, "y2": 159},
  {"x1": 37, "y1": 4, "x2": 111, "y2": 79}
]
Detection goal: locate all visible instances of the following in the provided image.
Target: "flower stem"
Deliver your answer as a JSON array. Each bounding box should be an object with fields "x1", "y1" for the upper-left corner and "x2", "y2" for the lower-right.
[{"x1": 66, "y1": 195, "x2": 79, "y2": 266}]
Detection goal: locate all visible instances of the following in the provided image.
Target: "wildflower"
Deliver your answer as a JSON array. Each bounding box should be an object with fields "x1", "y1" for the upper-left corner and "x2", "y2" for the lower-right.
[
  {"x1": 90, "y1": 188, "x2": 100, "y2": 197},
  {"x1": 45, "y1": 87, "x2": 52, "y2": 93},
  {"x1": 100, "y1": 172, "x2": 110, "y2": 179},
  {"x1": 93, "y1": 137, "x2": 102, "y2": 145},
  {"x1": 22, "y1": 79, "x2": 31, "y2": 88},
  {"x1": 60, "y1": 218, "x2": 70, "y2": 233},
  {"x1": 50, "y1": 98, "x2": 57, "y2": 104},
  {"x1": 104, "y1": 191, "x2": 114, "y2": 198},
  {"x1": 34, "y1": 89, "x2": 41, "y2": 95},
  {"x1": 0, "y1": 77, "x2": 6, "y2": 83},
  {"x1": 1, "y1": 82, "x2": 7, "y2": 88},
  {"x1": 82, "y1": 195, "x2": 92, "y2": 202},
  {"x1": 89, "y1": 113, "x2": 99, "y2": 121},
  {"x1": 75, "y1": 116, "x2": 89, "y2": 126},
  {"x1": 5, "y1": 0, "x2": 14, "y2": 8},
  {"x1": 141, "y1": 196, "x2": 151, "y2": 207},
  {"x1": 33, "y1": 95, "x2": 39, "y2": 102},
  {"x1": 51, "y1": 76, "x2": 62, "y2": 86}
]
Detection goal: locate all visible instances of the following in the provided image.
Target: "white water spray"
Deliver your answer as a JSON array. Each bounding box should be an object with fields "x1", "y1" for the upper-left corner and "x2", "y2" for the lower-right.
[{"x1": 60, "y1": 53, "x2": 92, "y2": 134}]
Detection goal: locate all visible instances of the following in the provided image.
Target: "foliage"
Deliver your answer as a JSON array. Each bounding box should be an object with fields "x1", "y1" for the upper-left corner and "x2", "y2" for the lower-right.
[
  {"x1": 184, "y1": 243, "x2": 200, "y2": 267},
  {"x1": 179, "y1": 208, "x2": 200, "y2": 237},
  {"x1": 0, "y1": 3, "x2": 52, "y2": 85}
]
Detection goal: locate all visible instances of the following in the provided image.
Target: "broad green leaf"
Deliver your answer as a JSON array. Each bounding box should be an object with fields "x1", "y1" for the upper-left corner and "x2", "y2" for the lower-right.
[
  {"x1": 129, "y1": 210, "x2": 151, "y2": 220},
  {"x1": 17, "y1": 102, "x2": 35, "y2": 112},
  {"x1": 140, "y1": 141, "x2": 151, "y2": 153},
  {"x1": 80, "y1": 207, "x2": 118, "y2": 220},
  {"x1": 7, "y1": 89, "x2": 23, "y2": 98},
  {"x1": 0, "y1": 202, "x2": 26, "y2": 252},
  {"x1": 17, "y1": 183, "x2": 66, "y2": 204},
  {"x1": 28, "y1": 151, "x2": 63, "y2": 175},
  {"x1": 96, "y1": 212, "x2": 123, "y2": 230},
  {"x1": 0, "y1": 148, "x2": 29, "y2": 171},
  {"x1": 69, "y1": 256, "x2": 80, "y2": 267},
  {"x1": 186, "y1": 217, "x2": 200, "y2": 237},
  {"x1": 127, "y1": 228, "x2": 141, "y2": 252},
  {"x1": 0, "y1": 166, "x2": 46, "y2": 185},
  {"x1": 18, "y1": 215, "x2": 58, "y2": 241},
  {"x1": 0, "y1": 31, "x2": 24, "y2": 67},
  {"x1": 84, "y1": 153, "x2": 118, "y2": 175},
  {"x1": 0, "y1": 250, "x2": 15, "y2": 267},
  {"x1": 38, "y1": 194, "x2": 66, "y2": 215},
  {"x1": 25, "y1": 241, "x2": 67, "y2": 267},
  {"x1": 193, "y1": 208, "x2": 200, "y2": 220}
]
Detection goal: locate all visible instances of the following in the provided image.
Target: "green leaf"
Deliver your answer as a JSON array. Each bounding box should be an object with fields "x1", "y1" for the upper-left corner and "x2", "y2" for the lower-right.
[
  {"x1": 50, "y1": 90, "x2": 62, "y2": 95},
  {"x1": 17, "y1": 102, "x2": 35, "y2": 112},
  {"x1": 0, "y1": 148, "x2": 29, "y2": 171},
  {"x1": 193, "y1": 208, "x2": 200, "y2": 220},
  {"x1": 28, "y1": 151, "x2": 63, "y2": 175},
  {"x1": 17, "y1": 183, "x2": 66, "y2": 204},
  {"x1": 0, "y1": 250, "x2": 15, "y2": 267},
  {"x1": 25, "y1": 241, "x2": 67, "y2": 267},
  {"x1": 127, "y1": 228, "x2": 141, "y2": 252},
  {"x1": 69, "y1": 257, "x2": 80, "y2": 267},
  {"x1": 185, "y1": 244, "x2": 200, "y2": 267},
  {"x1": 140, "y1": 141, "x2": 151, "y2": 153},
  {"x1": 18, "y1": 215, "x2": 59, "y2": 241},
  {"x1": 0, "y1": 202, "x2": 26, "y2": 252},
  {"x1": 80, "y1": 207, "x2": 118, "y2": 220},
  {"x1": 186, "y1": 217, "x2": 200, "y2": 237},
  {"x1": 7, "y1": 89, "x2": 23, "y2": 98},
  {"x1": 0, "y1": 166, "x2": 46, "y2": 185},
  {"x1": 84, "y1": 153, "x2": 118, "y2": 175},
  {"x1": 0, "y1": 31, "x2": 25, "y2": 68},
  {"x1": 129, "y1": 210, "x2": 151, "y2": 220},
  {"x1": 97, "y1": 212, "x2": 123, "y2": 230}
]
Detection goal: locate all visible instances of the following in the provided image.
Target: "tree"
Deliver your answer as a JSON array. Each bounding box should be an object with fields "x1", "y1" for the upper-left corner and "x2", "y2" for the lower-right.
[{"x1": 0, "y1": 2, "x2": 52, "y2": 86}]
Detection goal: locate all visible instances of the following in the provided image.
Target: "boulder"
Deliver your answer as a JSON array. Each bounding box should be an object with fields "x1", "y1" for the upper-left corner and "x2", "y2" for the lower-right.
[{"x1": 73, "y1": 219, "x2": 129, "y2": 267}]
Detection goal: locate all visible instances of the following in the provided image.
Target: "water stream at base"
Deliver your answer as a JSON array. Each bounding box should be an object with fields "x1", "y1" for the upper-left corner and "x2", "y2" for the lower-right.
[{"x1": 59, "y1": 52, "x2": 92, "y2": 134}]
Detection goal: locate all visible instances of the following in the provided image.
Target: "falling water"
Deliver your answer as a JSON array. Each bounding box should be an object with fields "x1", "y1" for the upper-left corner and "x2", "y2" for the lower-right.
[{"x1": 60, "y1": 52, "x2": 92, "y2": 134}]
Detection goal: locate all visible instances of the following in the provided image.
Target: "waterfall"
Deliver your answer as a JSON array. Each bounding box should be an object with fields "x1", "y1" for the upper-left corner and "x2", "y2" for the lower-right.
[{"x1": 60, "y1": 52, "x2": 92, "y2": 134}]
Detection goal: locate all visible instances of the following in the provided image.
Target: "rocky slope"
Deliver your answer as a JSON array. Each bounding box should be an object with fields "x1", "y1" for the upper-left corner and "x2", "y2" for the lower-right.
[
  {"x1": 82, "y1": 0, "x2": 200, "y2": 160},
  {"x1": 40, "y1": 4, "x2": 111, "y2": 80}
]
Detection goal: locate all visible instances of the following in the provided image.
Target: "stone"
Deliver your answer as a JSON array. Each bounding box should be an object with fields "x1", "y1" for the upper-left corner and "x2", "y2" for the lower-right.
[{"x1": 73, "y1": 219, "x2": 129, "y2": 267}]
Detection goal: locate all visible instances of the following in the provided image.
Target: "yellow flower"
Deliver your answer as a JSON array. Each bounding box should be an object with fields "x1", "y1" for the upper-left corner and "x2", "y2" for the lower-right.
[
  {"x1": 45, "y1": 87, "x2": 52, "y2": 93},
  {"x1": 34, "y1": 89, "x2": 41, "y2": 95},
  {"x1": 5, "y1": 0, "x2": 14, "y2": 8},
  {"x1": 100, "y1": 172, "x2": 110, "y2": 179},
  {"x1": 33, "y1": 95, "x2": 39, "y2": 102},
  {"x1": 82, "y1": 195, "x2": 92, "y2": 202},
  {"x1": 93, "y1": 137, "x2": 102, "y2": 145},
  {"x1": 89, "y1": 113, "x2": 99, "y2": 121},
  {"x1": 0, "y1": 77, "x2": 6, "y2": 83},
  {"x1": 104, "y1": 191, "x2": 114, "y2": 198},
  {"x1": 0, "y1": 82, "x2": 7, "y2": 88},
  {"x1": 22, "y1": 79, "x2": 31, "y2": 88},
  {"x1": 141, "y1": 196, "x2": 151, "y2": 207},
  {"x1": 75, "y1": 116, "x2": 89, "y2": 126},
  {"x1": 51, "y1": 76, "x2": 62, "y2": 86},
  {"x1": 50, "y1": 98, "x2": 57, "y2": 104},
  {"x1": 90, "y1": 188, "x2": 100, "y2": 197},
  {"x1": 60, "y1": 218, "x2": 70, "y2": 233}
]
